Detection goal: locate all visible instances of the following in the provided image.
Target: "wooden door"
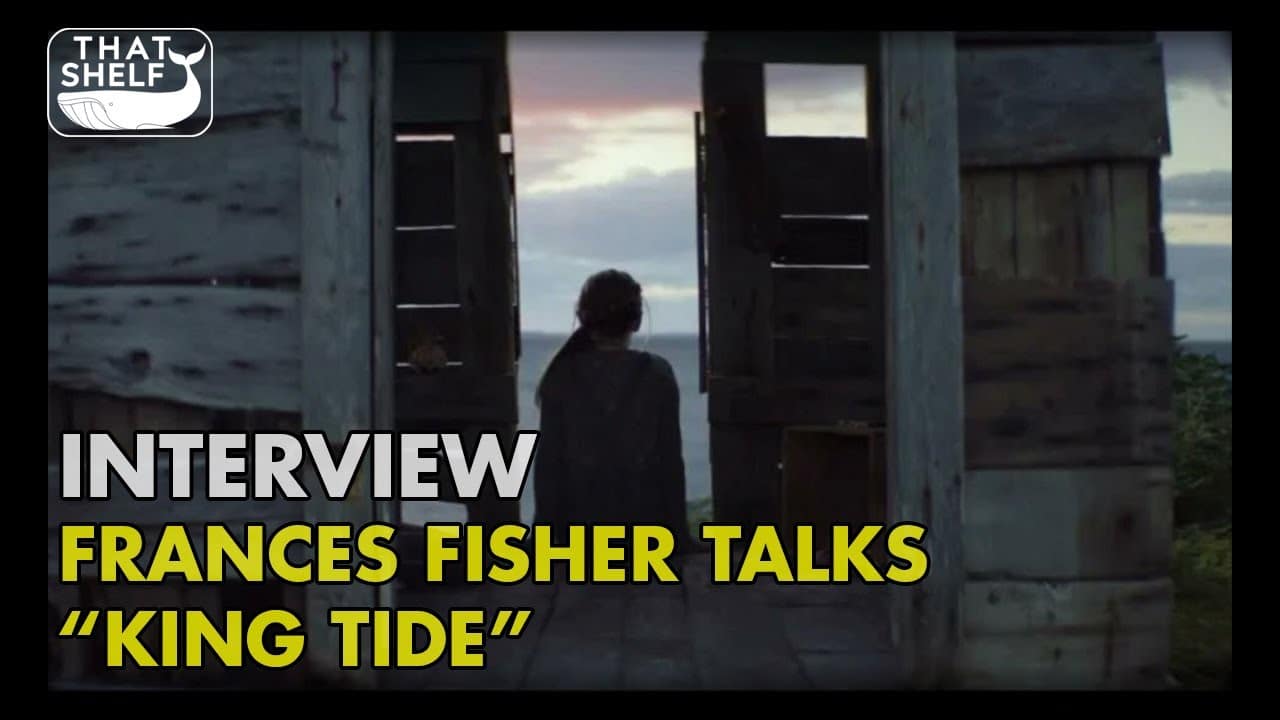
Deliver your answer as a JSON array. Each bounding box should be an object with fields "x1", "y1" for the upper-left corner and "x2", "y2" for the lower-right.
[
  {"x1": 698, "y1": 38, "x2": 884, "y2": 526},
  {"x1": 388, "y1": 32, "x2": 521, "y2": 527}
]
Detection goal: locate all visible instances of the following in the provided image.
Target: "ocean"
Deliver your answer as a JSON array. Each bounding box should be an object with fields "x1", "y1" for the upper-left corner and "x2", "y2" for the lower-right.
[
  {"x1": 405, "y1": 247, "x2": 1232, "y2": 525},
  {"x1": 404, "y1": 331, "x2": 1233, "y2": 525}
]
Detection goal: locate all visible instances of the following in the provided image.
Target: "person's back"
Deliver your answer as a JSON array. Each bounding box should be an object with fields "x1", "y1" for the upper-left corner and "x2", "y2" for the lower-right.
[{"x1": 532, "y1": 270, "x2": 692, "y2": 551}]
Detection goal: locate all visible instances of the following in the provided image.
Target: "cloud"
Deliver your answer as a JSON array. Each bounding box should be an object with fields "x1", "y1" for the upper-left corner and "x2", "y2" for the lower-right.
[
  {"x1": 644, "y1": 283, "x2": 699, "y2": 300},
  {"x1": 1159, "y1": 32, "x2": 1231, "y2": 104},
  {"x1": 1162, "y1": 170, "x2": 1231, "y2": 214},
  {"x1": 517, "y1": 168, "x2": 696, "y2": 261},
  {"x1": 515, "y1": 112, "x2": 694, "y2": 194},
  {"x1": 510, "y1": 32, "x2": 703, "y2": 116},
  {"x1": 1176, "y1": 310, "x2": 1232, "y2": 341}
]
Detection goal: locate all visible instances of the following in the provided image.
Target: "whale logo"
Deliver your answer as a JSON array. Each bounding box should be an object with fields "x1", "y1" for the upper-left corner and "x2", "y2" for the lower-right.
[
  {"x1": 57, "y1": 45, "x2": 205, "y2": 131},
  {"x1": 48, "y1": 29, "x2": 213, "y2": 138}
]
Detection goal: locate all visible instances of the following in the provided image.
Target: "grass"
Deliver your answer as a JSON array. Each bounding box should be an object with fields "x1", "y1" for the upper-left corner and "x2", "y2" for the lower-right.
[
  {"x1": 1171, "y1": 526, "x2": 1232, "y2": 689},
  {"x1": 1168, "y1": 340, "x2": 1232, "y2": 689},
  {"x1": 686, "y1": 497, "x2": 713, "y2": 529}
]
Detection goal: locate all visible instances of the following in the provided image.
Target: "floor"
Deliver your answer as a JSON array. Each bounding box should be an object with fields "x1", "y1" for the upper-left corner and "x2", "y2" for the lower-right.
[{"x1": 382, "y1": 553, "x2": 904, "y2": 690}]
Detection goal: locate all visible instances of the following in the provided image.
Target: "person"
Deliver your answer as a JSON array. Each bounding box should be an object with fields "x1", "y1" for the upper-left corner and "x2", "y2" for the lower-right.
[{"x1": 533, "y1": 269, "x2": 693, "y2": 552}]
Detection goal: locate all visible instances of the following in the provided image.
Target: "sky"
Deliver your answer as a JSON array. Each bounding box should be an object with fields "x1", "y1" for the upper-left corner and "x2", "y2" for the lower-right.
[{"x1": 507, "y1": 32, "x2": 1232, "y2": 340}]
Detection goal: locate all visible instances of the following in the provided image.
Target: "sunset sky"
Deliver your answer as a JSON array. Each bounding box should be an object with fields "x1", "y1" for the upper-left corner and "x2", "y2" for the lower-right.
[{"x1": 506, "y1": 32, "x2": 1232, "y2": 340}]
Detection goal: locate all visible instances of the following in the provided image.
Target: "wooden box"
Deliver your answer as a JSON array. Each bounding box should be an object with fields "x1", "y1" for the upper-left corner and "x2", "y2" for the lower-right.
[{"x1": 781, "y1": 424, "x2": 887, "y2": 562}]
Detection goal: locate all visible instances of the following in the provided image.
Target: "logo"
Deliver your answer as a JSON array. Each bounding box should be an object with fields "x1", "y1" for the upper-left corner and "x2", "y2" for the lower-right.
[{"x1": 48, "y1": 28, "x2": 213, "y2": 138}]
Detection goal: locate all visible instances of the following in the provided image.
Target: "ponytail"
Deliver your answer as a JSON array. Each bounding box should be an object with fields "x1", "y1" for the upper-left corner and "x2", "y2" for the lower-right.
[{"x1": 536, "y1": 326, "x2": 594, "y2": 407}]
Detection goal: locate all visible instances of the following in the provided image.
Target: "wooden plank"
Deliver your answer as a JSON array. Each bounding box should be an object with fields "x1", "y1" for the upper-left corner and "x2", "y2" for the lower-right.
[
  {"x1": 49, "y1": 386, "x2": 69, "y2": 461},
  {"x1": 1112, "y1": 161, "x2": 1153, "y2": 279},
  {"x1": 702, "y1": 61, "x2": 773, "y2": 378},
  {"x1": 773, "y1": 217, "x2": 870, "y2": 265},
  {"x1": 705, "y1": 31, "x2": 876, "y2": 64},
  {"x1": 879, "y1": 31, "x2": 965, "y2": 688},
  {"x1": 956, "y1": 32, "x2": 1157, "y2": 46},
  {"x1": 958, "y1": 623, "x2": 1169, "y2": 689},
  {"x1": 395, "y1": 371, "x2": 517, "y2": 423},
  {"x1": 960, "y1": 170, "x2": 1016, "y2": 278},
  {"x1": 773, "y1": 266, "x2": 871, "y2": 338},
  {"x1": 395, "y1": 229, "x2": 459, "y2": 304},
  {"x1": 695, "y1": 111, "x2": 708, "y2": 394},
  {"x1": 381, "y1": 581, "x2": 553, "y2": 689},
  {"x1": 1014, "y1": 166, "x2": 1085, "y2": 281},
  {"x1": 958, "y1": 579, "x2": 1171, "y2": 689},
  {"x1": 393, "y1": 62, "x2": 484, "y2": 124},
  {"x1": 453, "y1": 92, "x2": 516, "y2": 375},
  {"x1": 199, "y1": 32, "x2": 300, "y2": 118},
  {"x1": 864, "y1": 51, "x2": 887, "y2": 398},
  {"x1": 48, "y1": 457, "x2": 300, "y2": 526},
  {"x1": 957, "y1": 44, "x2": 1171, "y2": 167},
  {"x1": 299, "y1": 31, "x2": 378, "y2": 687},
  {"x1": 373, "y1": 31, "x2": 400, "y2": 553},
  {"x1": 67, "y1": 391, "x2": 142, "y2": 453},
  {"x1": 684, "y1": 564, "x2": 808, "y2": 689},
  {"x1": 798, "y1": 652, "x2": 905, "y2": 689},
  {"x1": 395, "y1": 31, "x2": 505, "y2": 63},
  {"x1": 783, "y1": 605, "x2": 892, "y2": 654},
  {"x1": 131, "y1": 396, "x2": 217, "y2": 433},
  {"x1": 963, "y1": 277, "x2": 1174, "y2": 468},
  {"x1": 775, "y1": 337, "x2": 875, "y2": 380},
  {"x1": 621, "y1": 583, "x2": 697, "y2": 689},
  {"x1": 47, "y1": 31, "x2": 299, "y2": 121},
  {"x1": 1082, "y1": 164, "x2": 1115, "y2": 278},
  {"x1": 394, "y1": 140, "x2": 455, "y2": 228},
  {"x1": 49, "y1": 285, "x2": 300, "y2": 412},
  {"x1": 964, "y1": 578, "x2": 1172, "y2": 635},
  {"x1": 48, "y1": 112, "x2": 300, "y2": 283},
  {"x1": 524, "y1": 584, "x2": 627, "y2": 689},
  {"x1": 766, "y1": 137, "x2": 870, "y2": 217},
  {"x1": 1147, "y1": 161, "x2": 1166, "y2": 278},
  {"x1": 709, "y1": 425, "x2": 781, "y2": 525},
  {"x1": 708, "y1": 376, "x2": 884, "y2": 425},
  {"x1": 964, "y1": 467, "x2": 1172, "y2": 580},
  {"x1": 448, "y1": 45, "x2": 517, "y2": 530}
]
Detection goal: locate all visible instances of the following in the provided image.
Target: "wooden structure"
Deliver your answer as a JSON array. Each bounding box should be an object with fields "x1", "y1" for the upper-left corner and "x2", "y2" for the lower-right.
[
  {"x1": 696, "y1": 31, "x2": 1173, "y2": 688},
  {"x1": 48, "y1": 30, "x2": 1174, "y2": 690},
  {"x1": 952, "y1": 32, "x2": 1173, "y2": 689},
  {"x1": 47, "y1": 31, "x2": 519, "y2": 687}
]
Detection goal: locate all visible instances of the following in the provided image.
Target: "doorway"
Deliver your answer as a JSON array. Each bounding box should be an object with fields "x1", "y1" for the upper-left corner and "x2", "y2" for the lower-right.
[{"x1": 378, "y1": 30, "x2": 966, "y2": 687}]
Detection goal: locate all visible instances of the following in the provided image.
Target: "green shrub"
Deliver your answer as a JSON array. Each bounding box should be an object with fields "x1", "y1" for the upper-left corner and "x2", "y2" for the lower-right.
[
  {"x1": 1169, "y1": 339, "x2": 1232, "y2": 689},
  {"x1": 1172, "y1": 341, "x2": 1232, "y2": 527},
  {"x1": 1171, "y1": 525, "x2": 1232, "y2": 689}
]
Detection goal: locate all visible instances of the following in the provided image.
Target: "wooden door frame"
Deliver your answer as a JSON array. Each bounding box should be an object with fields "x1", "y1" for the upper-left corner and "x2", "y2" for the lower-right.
[
  {"x1": 875, "y1": 31, "x2": 965, "y2": 688},
  {"x1": 300, "y1": 31, "x2": 380, "y2": 687}
]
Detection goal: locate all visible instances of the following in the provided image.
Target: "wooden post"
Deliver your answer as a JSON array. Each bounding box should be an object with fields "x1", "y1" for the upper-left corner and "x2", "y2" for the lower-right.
[
  {"x1": 454, "y1": 53, "x2": 519, "y2": 526},
  {"x1": 372, "y1": 31, "x2": 398, "y2": 607},
  {"x1": 878, "y1": 31, "x2": 965, "y2": 688},
  {"x1": 300, "y1": 31, "x2": 378, "y2": 687},
  {"x1": 701, "y1": 60, "x2": 774, "y2": 381}
]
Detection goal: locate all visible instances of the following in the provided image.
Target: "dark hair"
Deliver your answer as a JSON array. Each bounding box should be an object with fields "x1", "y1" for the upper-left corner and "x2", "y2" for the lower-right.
[{"x1": 536, "y1": 269, "x2": 643, "y2": 406}]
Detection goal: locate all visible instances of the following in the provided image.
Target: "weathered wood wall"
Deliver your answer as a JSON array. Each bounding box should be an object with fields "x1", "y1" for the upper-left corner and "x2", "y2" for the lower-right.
[
  {"x1": 953, "y1": 32, "x2": 1174, "y2": 689},
  {"x1": 46, "y1": 31, "x2": 347, "y2": 687}
]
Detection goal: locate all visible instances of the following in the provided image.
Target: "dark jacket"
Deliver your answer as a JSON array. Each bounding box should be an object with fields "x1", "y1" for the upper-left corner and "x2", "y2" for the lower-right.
[{"x1": 533, "y1": 348, "x2": 693, "y2": 551}]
